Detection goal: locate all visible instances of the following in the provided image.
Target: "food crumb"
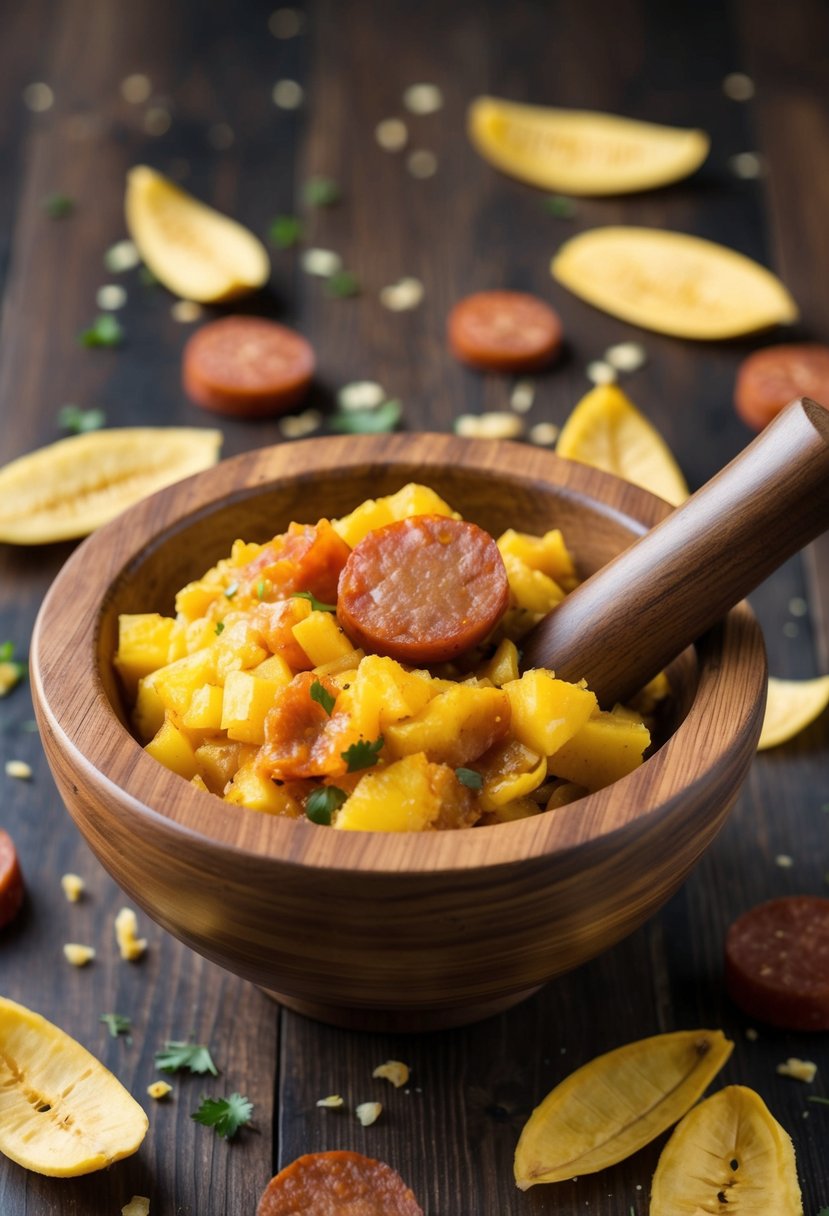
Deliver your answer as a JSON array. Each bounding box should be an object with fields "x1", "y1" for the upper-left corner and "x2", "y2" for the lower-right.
[
  {"x1": 338, "y1": 381, "x2": 386, "y2": 411},
  {"x1": 272, "y1": 79, "x2": 304, "y2": 110},
  {"x1": 379, "y1": 276, "x2": 424, "y2": 312},
  {"x1": 269, "y1": 7, "x2": 304, "y2": 38},
  {"x1": 510, "y1": 379, "x2": 535, "y2": 413},
  {"x1": 23, "y1": 82, "x2": 55, "y2": 112},
  {"x1": 355, "y1": 1101, "x2": 382, "y2": 1126},
  {"x1": 788, "y1": 597, "x2": 808, "y2": 617},
  {"x1": 745, "y1": 1027, "x2": 759, "y2": 1041},
  {"x1": 407, "y1": 149, "x2": 438, "y2": 179},
  {"x1": 316, "y1": 1094, "x2": 345, "y2": 1108},
  {"x1": 776, "y1": 1057, "x2": 817, "y2": 1083},
  {"x1": 5, "y1": 760, "x2": 32, "y2": 780},
  {"x1": 529, "y1": 422, "x2": 559, "y2": 446},
  {"x1": 147, "y1": 1080, "x2": 173, "y2": 1100},
  {"x1": 605, "y1": 341, "x2": 647, "y2": 373},
  {"x1": 115, "y1": 907, "x2": 147, "y2": 961},
  {"x1": 775, "y1": 854, "x2": 794, "y2": 868},
  {"x1": 61, "y1": 873, "x2": 86, "y2": 902},
  {"x1": 0, "y1": 662, "x2": 23, "y2": 697},
  {"x1": 723, "y1": 72, "x2": 755, "y2": 101},
  {"x1": 144, "y1": 106, "x2": 172, "y2": 136},
  {"x1": 121, "y1": 1198, "x2": 150, "y2": 1216},
  {"x1": 375, "y1": 118, "x2": 408, "y2": 151},
  {"x1": 279, "y1": 410, "x2": 322, "y2": 439},
  {"x1": 729, "y1": 151, "x2": 766, "y2": 179},
  {"x1": 372, "y1": 1060, "x2": 410, "y2": 1088},
  {"x1": 301, "y1": 248, "x2": 343, "y2": 278},
  {"x1": 171, "y1": 299, "x2": 204, "y2": 323},
  {"x1": 96, "y1": 284, "x2": 127, "y2": 311},
  {"x1": 105, "y1": 239, "x2": 141, "y2": 273},
  {"x1": 64, "y1": 943, "x2": 95, "y2": 966},
  {"x1": 586, "y1": 359, "x2": 617, "y2": 386},
  {"x1": 403, "y1": 83, "x2": 444, "y2": 115},
  {"x1": 455, "y1": 412, "x2": 523, "y2": 440},
  {"x1": 782, "y1": 622, "x2": 798, "y2": 638},
  {"x1": 120, "y1": 74, "x2": 152, "y2": 104}
]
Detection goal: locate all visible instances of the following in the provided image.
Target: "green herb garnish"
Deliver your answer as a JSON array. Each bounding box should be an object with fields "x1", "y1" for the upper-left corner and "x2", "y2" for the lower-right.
[
  {"x1": 0, "y1": 642, "x2": 15, "y2": 662},
  {"x1": 310, "y1": 679, "x2": 336, "y2": 716},
  {"x1": 256, "y1": 579, "x2": 267, "y2": 600},
  {"x1": 455, "y1": 767, "x2": 483, "y2": 790},
  {"x1": 155, "y1": 1040, "x2": 219, "y2": 1076},
  {"x1": 269, "y1": 214, "x2": 304, "y2": 248},
  {"x1": 543, "y1": 194, "x2": 577, "y2": 219},
  {"x1": 305, "y1": 785, "x2": 347, "y2": 825},
  {"x1": 324, "y1": 269, "x2": 360, "y2": 298},
  {"x1": 100, "y1": 1013, "x2": 132, "y2": 1039},
  {"x1": 303, "y1": 176, "x2": 341, "y2": 207},
  {"x1": 42, "y1": 192, "x2": 74, "y2": 219},
  {"x1": 342, "y1": 737, "x2": 384, "y2": 772},
  {"x1": 329, "y1": 399, "x2": 402, "y2": 434},
  {"x1": 57, "y1": 405, "x2": 106, "y2": 433},
  {"x1": 138, "y1": 264, "x2": 158, "y2": 287},
  {"x1": 191, "y1": 1092, "x2": 253, "y2": 1140},
  {"x1": 292, "y1": 590, "x2": 336, "y2": 613},
  {"x1": 808, "y1": 1096, "x2": 829, "y2": 1106},
  {"x1": 79, "y1": 314, "x2": 123, "y2": 348},
  {"x1": 215, "y1": 621, "x2": 225, "y2": 635}
]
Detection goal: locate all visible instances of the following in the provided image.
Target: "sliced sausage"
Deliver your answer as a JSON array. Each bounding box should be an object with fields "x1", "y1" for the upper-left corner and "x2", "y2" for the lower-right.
[
  {"x1": 734, "y1": 343, "x2": 829, "y2": 431},
  {"x1": 337, "y1": 514, "x2": 510, "y2": 664},
  {"x1": 448, "y1": 290, "x2": 563, "y2": 372},
  {"x1": 0, "y1": 829, "x2": 24, "y2": 930},
  {"x1": 256, "y1": 1150, "x2": 424, "y2": 1216},
  {"x1": 725, "y1": 895, "x2": 829, "y2": 1030},
  {"x1": 182, "y1": 316, "x2": 315, "y2": 417}
]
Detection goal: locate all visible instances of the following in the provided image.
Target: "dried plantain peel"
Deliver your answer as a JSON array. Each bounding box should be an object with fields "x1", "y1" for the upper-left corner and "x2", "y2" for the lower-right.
[{"x1": 514, "y1": 1029, "x2": 733, "y2": 1189}]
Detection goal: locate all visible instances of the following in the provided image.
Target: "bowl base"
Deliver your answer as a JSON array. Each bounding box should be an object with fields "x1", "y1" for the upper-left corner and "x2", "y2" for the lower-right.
[{"x1": 261, "y1": 985, "x2": 543, "y2": 1032}]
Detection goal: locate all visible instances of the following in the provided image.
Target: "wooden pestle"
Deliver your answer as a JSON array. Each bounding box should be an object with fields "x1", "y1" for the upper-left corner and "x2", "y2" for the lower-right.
[{"x1": 520, "y1": 396, "x2": 829, "y2": 706}]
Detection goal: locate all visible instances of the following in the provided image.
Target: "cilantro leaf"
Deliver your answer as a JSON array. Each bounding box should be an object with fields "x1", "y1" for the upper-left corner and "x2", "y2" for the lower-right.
[
  {"x1": 0, "y1": 642, "x2": 15, "y2": 662},
  {"x1": 155, "y1": 1040, "x2": 219, "y2": 1076},
  {"x1": 310, "y1": 679, "x2": 336, "y2": 716},
  {"x1": 42, "y1": 192, "x2": 74, "y2": 219},
  {"x1": 808, "y1": 1096, "x2": 829, "y2": 1106},
  {"x1": 192, "y1": 1092, "x2": 253, "y2": 1140},
  {"x1": 303, "y1": 177, "x2": 341, "y2": 207},
  {"x1": 215, "y1": 621, "x2": 225, "y2": 635},
  {"x1": 292, "y1": 590, "x2": 336, "y2": 613},
  {"x1": 138, "y1": 264, "x2": 158, "y2": 287},
  {"x1": 306, "y1": 785, "x2": 347, "y2": 825},
  {"x1": 455, "y1": 767, "x2": 483, "y2": 790},
  {"x1": 329, "y1": 399, "x2": 402, "y2": 434},
  {"x1": 58, "y1": 405, "x2": 106, "y2": 434},
  {"x1": 100, "y1": 1013, "x2": 132, "y2": 1039},
  {"x1": 79, "y1": 314, "x2": 123, "y2": 348},
  {"x1": 342, "y1": 737, "x2": 384, "y2": 772},
  {"x1": 324, "y1": 269, "x2": 360, "y2": 298},
  {"x1": 543, "y1": 194, "x2": 577, "y2": 219},
  {"x1": 269, "y1": 214, "x2": 304, "y2": 248}
]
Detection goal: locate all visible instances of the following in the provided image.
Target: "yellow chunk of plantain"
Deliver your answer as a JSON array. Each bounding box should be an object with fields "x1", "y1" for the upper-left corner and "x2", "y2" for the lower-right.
[
  {"x1": 758, "y1": 674, "x2": 829, "y2": 750},
  {"x1": 0, "y1": 996, "x2": 148, "y2": 1176},
  {"x1": 556, "y1": 383, "x2": 689, "y2": 506},
  {"x1": 125, "y1": 165, "x2": 270, "y2": 301},
  {"x1": 514, "y1": 1029, "x2": 733, "y2": 1189},
  {"x1": 468, "y1": 96, "x2": 709, "y2": 195},
  {"x1": 650, "y1": 1085, "x2": 802, "y2": 1215},
  {"x1": 552, "y1": 226, "x2": 798, "y2": 339},
  {"x1": 0, "y1": 427, "x2": 222, "y2": 544}
]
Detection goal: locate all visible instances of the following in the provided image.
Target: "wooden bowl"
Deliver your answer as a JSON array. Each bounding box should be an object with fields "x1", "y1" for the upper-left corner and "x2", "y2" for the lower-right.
[{"x1": 31, "y1": 434, "x2": 767, "y2": 1031}]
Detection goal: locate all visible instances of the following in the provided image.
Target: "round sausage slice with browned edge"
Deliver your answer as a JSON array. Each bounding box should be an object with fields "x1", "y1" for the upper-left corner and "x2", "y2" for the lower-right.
[
  {"x1": 734, "y1": 342, "x2": 829, "y2": 431},
  {"x1": 256, "y1": 1150, "x2": 424, "y2": 1216},
  {"x1": 448, "y1": 290, "x2": 563, "y2": 372},
  {"x1": 0, "y1": 828, "x2": 24, "y2": 930},
  {"x1": 725, "y1": 895, "x2": 829, "y2": 1030},
  {"x1": 182, "y1": 316, "x2": 315, "y2": 418},
  {"x1": 337, "y1": 514, "x2": 510, "y2": 664}
]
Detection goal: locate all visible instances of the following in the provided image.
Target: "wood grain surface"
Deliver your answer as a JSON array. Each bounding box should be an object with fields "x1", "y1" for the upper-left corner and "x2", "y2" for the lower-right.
[{"x1": 1, "y1": 1, "x2": 828, "y2": 1213}]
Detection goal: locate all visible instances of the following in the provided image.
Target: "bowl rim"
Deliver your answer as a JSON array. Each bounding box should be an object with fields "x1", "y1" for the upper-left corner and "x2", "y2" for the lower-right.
[{"x1": 31, "y1": 432, "x2": 767, "y2": 875}]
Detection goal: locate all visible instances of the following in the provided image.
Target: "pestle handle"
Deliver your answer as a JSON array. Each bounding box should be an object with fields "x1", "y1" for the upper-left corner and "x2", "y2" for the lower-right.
[{"x1": 520, "y1": 397, "x2": 829, "y2": 706}]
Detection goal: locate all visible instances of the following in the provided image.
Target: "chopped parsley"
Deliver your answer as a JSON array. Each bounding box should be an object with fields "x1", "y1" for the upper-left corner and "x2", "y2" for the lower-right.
[
  {"x1": 303, "y1": 176, "x2": 341, "y2": 207},
  {"x1": 342, "y1": 737, "x2": 383, "y2": 772},
  {"x1": 292, "y1": 590, "x2": 336, "y2": 613},
  {"x1": 324, "y1": 269, "x2": 360, "y2": 298},
  {"x1": 256, "y1": 579, "x2": 267, "y2": 600},
  {"x1": 269, "y1": 214, "x2": 304, "y2": 248},
  {"x1": 330, "y1": 399, "x2": 401, "y2": 434},
  {"x1": 808, "y1": 1096, "x2": 829, "y2": 1106},
  {"x1": 42, "y1": 192, "x2": 74, "y2": 219},
  {"x1": 455, "y1": 767, "x2": 483, "y2": 790},
  {"x1": 57, "y1": 404, "x2": 106, "y2": 433},
  {"x1": 214, "y1": 621, "x2": 225, "y2": 635},
  {"x1": 191, "y1": 1092, "x2": 253, "y2": 1140},
  {"x1": 100, "y1": 1013, "x2": 132, "y2": 1040},
  {"x1": 154, "y1": 1040, "x2": 219, "y2": 1076},
  {"x1": 543, "y1": 194, "x2": 577, "y2": 219},
  {"x1": 305, "y1": 785, "x2": 347, "y2": 825},
  {"x1": 79, "y1": 314, "x2": 123, "y2": 348},
  {"x1": 310, "y1": 679, "x2": 336, "y2": 716},
  {"x1": 138, "y1": 264, "x2": 158, "y2": 287}
]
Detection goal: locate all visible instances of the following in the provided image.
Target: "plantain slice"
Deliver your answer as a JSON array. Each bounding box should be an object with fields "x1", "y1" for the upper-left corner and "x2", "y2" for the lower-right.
[
  {"x1": 125, "y1": 165, "x2": 270, "y2": 301},
  {"x1": 650, "y1": 1085, "x2": 802, "y2": 1215},
  {"x1": 552, "y1": 227, "x2": 798, "y2": 339},
  {"x1": 468, "y1": 97, "x2": 709, "y2": 195},
  {"x1": 0, "y1": 427, "x2": 222, "y2": 544},
  {"x1": 514, "y1": 1029, "x2": 733, "y2": 1189},
  {"x1": 0, "y1": 996, "x2": 148, "y2": 1176},
  {"x1": 556, "y1": 383, "x2": 689, "y2": 506},
  {"x1": 758, "y1": 674, "x2": 829, "y2": 750}
]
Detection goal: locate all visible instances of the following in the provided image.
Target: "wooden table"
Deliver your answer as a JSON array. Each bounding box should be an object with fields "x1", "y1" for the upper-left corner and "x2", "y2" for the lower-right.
[{"x1": 1, "y1": 1, "x2": 828, "y2": 1212}]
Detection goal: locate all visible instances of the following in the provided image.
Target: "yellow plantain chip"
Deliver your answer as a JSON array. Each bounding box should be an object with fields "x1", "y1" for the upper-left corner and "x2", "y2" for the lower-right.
[
  {"x1": 467, "y1": 97, "x2": 709, "y2": 195},
  {"x1": 125, "y1": 165, "x2": 270, "y2": 302},
  {"x1": 758, "y1": 674, "x2": 829, "y2": 750},
  {"x1": 0, "y1": 427, "x2": 222, "y2": 544},
  {"x1": 0, "y1": 996, "x2": 148, "y2": 1177},
  {"x1": 514, "y1": 1029, "x2": 733, "y2": 1189},
  {"x1": 556, "y1": 384, "x2": 689, "y2": 506},
  {"x1": 551, "y1": 227, "x2": 798, "y2": 339},
  {"x1": 650, "y1": 1085, "x2": 802, "y2": 1215}
]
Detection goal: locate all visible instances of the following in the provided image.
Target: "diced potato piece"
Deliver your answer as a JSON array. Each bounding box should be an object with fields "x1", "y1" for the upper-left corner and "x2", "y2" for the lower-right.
[
  {"x1": 629, "y1": 669, "x2": 671, "y2": 716},
  {"x1": 229, "y1": 539, "x2": 264, "y2": 567},
  {"x1": 185, "y1": 617, "x2": 216, "y2": 654},
  {"x1": 224, "y1": 761, "x2": 303, "y2": 816},
  {"x1": 331, "y1": 497, "x2": 395, "y2": 547},
  {"x1": 181, "y1": 683, "x2": 224, "y2": 731},
  {"x1": 175, "y1": 579, "x2": 222, "y2": 621},
  {"x1": 478, "y1": 739, "x2": 547, "y2": 811},
  {"x1": 479, "y1": 638, "x2": 520, "y2": 687},
  {"x1": 505, "y1": 670, "x2": 597, "y2": 756},
  {"x1": 145, "y1": 714, "x2": 199, "y2": 779},
  {"x1": 549, "y1": 706, "x2": 651, "y2": 791},
  {"x1": 292, "y1": 611, "x2": 355, "y2": 666},
  {"x1": 133, "y1": 672, "x2": 166, "y2": 742},
  {"x1": 221, "y1": 670, "x2": 284, "y2": 744},
  {"x1": 166, "y1": 619, "x2": 188, "y2": 663},
  {"x1": 502, "y1": 553, "x2": 566, "y2": 615},
  {"x1": 194, "y1": 739, "x2": 258, "y2": 792},
  {"x1": 344, "y1": 655, "x2": 436, "y2": 736},
  {"x1": 313, "y1": 649, "x2": 366, "y2": 678},
  {"x1": 334, "y1": 753, "x2": 443, "y2": 832},
  {"x1": 213, "y1": 619, "x2": 268, "y2": 681},
  {"x1": 497, "y1": 528, "x2": 576, "y2": 582},
  {"x1": 252, "y1": 653, "x2": 294, "y2": 683},
  {"x1": 386, "y1": 482, "x2": 458, "y2": 521},
  {"x1": 114, "y1": 614, "x2": 178, "y2": 697},
  {"x1": 484, "y1": 796, "x2": 541, "y2": 823},
  {"x1": 384, "y1": 685, "x2": 510, "y2": 768},
  {"x1": 152, "y1": 649, "x2": 216, "y2": 717},
  {"x1": 545, "y1": 780, "x2": 588, "y2": 809},
  {"x1": 190, "y1": 773, "x2": 210, "y2": 792}
]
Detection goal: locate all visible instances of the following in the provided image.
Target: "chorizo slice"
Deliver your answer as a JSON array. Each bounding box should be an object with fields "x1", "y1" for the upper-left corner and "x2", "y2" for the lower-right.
[
  {"x1": 182, "y1": 316, "x2": 315, "y2": 417},
  {"x1": 256, "y1": 1150, "x2": 424, "y2": 1216},
  {"x1": 725, "y1": 895, "x2": 829, "y2": 1030},
  {"x1": 337, "y1": 514, "x2": 509, "y2": 664},
  {"x1": 447, "y1": 290, "x2": 563, "y2": 372},
  {"x1": 0, "y1": 828, "x2": 24, "y2": 929},
  {"x1": 734, "y1": 343, "x2": 829, "y2": 431}
]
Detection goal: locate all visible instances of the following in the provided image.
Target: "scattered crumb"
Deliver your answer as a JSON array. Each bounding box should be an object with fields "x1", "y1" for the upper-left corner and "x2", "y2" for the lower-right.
[
  {"x1": 782, "y1": 622, "x2": 798, "y2": 638},
  {"x1": 375, "y1": 118, "x2": 408, "y2": 151},
  {"x1": 171, "y1": 299, "x2": 204, "y2": 323},
  {"x1": 338, "y1": 381, "x2": 386, "y2": 411},
  {"x1": 105, "y1": 239, "x2": 141, "y2": 273},
  {"x1": 115, "y1": 907, "x2": 147, "y2": 961},
  {"x1": 207, "y1": 122, "x2": 235, "y2": 150},
  {"x1": 355, "y1": 1101, "x2": 382, "y2": 1126},
  {"x1": 96, "y1": 284, "x2": 127, "y2": 311},
  {"x1": 120, "y1": 74, "x2": 152, "y2": 104},
  {"x1": 279, "y1": 410, "x2": 322, "y2": 439},
  {"x1": 745, "y1": 1027, "x2": 759, "y2": 1041},
  {"x1": 0, "y1": 663, "x2": 23, "y2": 697},
  {"x1": 729, "y1": 152, "x2": 766, "y2": 179},
  {"x1": 788, "y1": 597, "x2": 808, "y2": 617},
  {"x1": 144, "y1": 106, "x2": 172, "y2": 136},
  {"x1": 586, "y1": 359, "x2": 618, "y2": 385},
  {"x1": 372, "y1": 1060, "x2": 410, "y2": 1088},
  {"x1": 316, "y1": 1094, "x2": 345, "y2": 1108},
  {"x1": 510, "y1": 379, "x2": 535, "y2": 413},
  {"x1": 121, "y1": 1198, "x2": 150, "y2": 1216},
  {"x1": 455, "y1": 412, "x2": 523, "y2": 440},
  {"x1": 269, "y1": 7, "x2": 304, "y2": 38},
  {"x1": 407, "y1": 149, "x2": 438, "y2": 179},
  {"x1": 605, "y1": 341, "x2": 647, "y2": 373},
  {"x1": 777, "y1": 1058, "x2": 817, "y2": 1083},
  {"x1": 64, "y1": 943, "x2": 95, "y2": 967},
  {"x1": 272, "y1": 79, "x2": 304, "y2": 110},
  {"x1": 61, "y1": 873, "x2": 86, "y2": 903},
  {"x1": 723, "y1": 72, "x2": 755, "y2": 101},
  {"x1": 147, "y1": 1080, "x2": 173, "y2": 1100},
  {"x1": 5, "y1": 760, "x2": 32, "y2": 780},
  {"x1": 379, "y1": 276, "x2": 424, "y2": 311},
  {"x1": 403, "y1": 83, "x2": 444, "y2": 115},
  {"x1": 23, "y1": 82, "x2": 54, "y2": 112},
  {"x1": 301, "y1": 248, "x2": 342, "y2": 277},
  {"x1": 529, "y1": 421, "x2": 560, "y2": 446},
  {"x1": 775, "y1": 854, "x2": 794, "y2": 869}
]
